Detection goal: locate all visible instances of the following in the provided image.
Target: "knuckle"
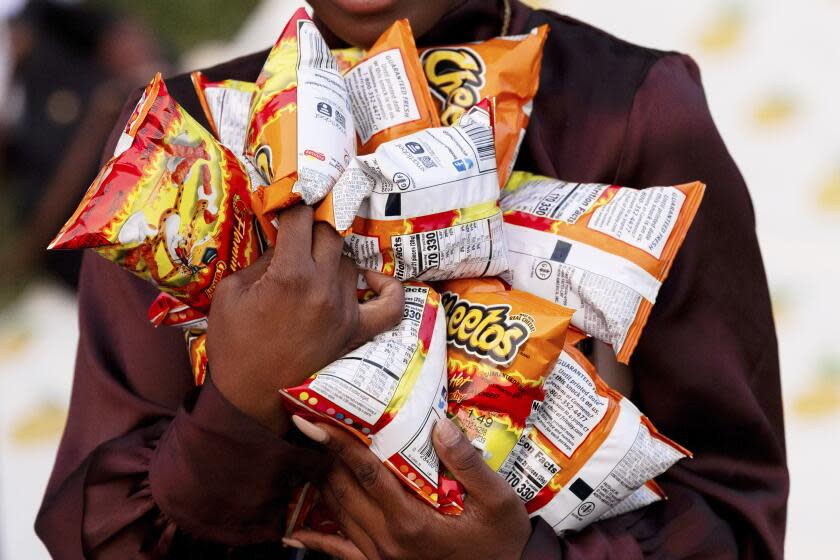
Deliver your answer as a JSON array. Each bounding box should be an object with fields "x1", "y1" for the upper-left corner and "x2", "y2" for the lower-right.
[
  {"x1": 378, "y1": 541, "x2": 404, "y2": 560},
  {"x1": 452, "y1": 444, "x2": 483, "y2": 473},
  {"x1": 394, "y1": 519, "x2": 424, "y2": 543},
  {"x1": 353, "y1": 461, "x2": 380, "y2": 489},
  {"x1": 214, "y1": 274, "x2": 239, "y2": 300},
  {"x1": 487, "y1": 489, "x2": 518, "y2": 513}
]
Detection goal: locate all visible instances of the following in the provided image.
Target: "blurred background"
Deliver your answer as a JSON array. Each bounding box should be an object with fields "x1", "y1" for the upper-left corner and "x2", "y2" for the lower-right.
[{"x1": 0, "y1": 0, "x2": 837, "y2": 557}]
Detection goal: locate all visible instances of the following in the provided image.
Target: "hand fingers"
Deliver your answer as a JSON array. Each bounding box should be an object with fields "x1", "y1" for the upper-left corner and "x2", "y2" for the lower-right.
[
  {"x1": 311, "y1": 222, "x2": 345, "y2": 272},
  {"x1": 433, "y1": 417, "x2": 511, "y2": 503},
  {"x1": 292, "y1": 416, "x2": 411, "y2": 514},
  {"x1": 272, "y1": 204, "x2": 314, "y2": 269},
  {"x1": 320, "y1": 478, "x2": 383, "y2": 559},
  {"x1": 323, "y1": 460, "x2": 386, "y2": 533},
  {"x1": 222, "y1": 246, "x2": 273, "y2": 288},
  {"x1": 355, "y1": 271, "x2": 404, "y2": 343},
  {"x1": 286, "y1": 530, "x2": 369, "y2": 560}
]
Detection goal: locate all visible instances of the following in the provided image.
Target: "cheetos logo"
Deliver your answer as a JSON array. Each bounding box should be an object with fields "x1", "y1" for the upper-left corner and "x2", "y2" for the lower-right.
[
  {"x1": 441, "y1": 292, "x2": 530, "y2": 365},
  {"x1": 421, "y1": 47, "x2": 485, "y2": 126}
]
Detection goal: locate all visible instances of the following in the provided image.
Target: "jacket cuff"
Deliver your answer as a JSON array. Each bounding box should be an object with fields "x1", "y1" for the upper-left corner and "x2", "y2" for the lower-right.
[
  {"x1": 521, "y1": 518, "x2": 563, "y2": 560},
  {"x1": 149, "y1": 377, "x2": 328, "y2": 545}
]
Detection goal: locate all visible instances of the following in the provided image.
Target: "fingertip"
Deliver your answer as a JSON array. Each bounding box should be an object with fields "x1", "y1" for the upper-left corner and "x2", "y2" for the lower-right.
[
  {"x1": 282, "y1": 537, "x2": 305, "y2": 549},
  {"x1": 362, "y1": 269, "x2": 399, "y2": 294},
  {"x1": 434, "y1": 417, "x2": 465, "y2": 449}
]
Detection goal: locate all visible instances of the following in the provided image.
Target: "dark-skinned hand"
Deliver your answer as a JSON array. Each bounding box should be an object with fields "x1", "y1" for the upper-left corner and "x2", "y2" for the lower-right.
[
  {"x1": 206, "y1": 204, "x2": 405, "y2": 434},
  {"x1": 286, "y1": 415, "x2": 532, "y2": 560}
]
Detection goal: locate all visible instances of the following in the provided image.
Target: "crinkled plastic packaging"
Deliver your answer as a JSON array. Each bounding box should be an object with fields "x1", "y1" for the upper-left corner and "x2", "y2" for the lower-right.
[
  {"x1": 500, "y1": 327, "x2": 689, "y2": 535},
  {"x1": 419, "y1": 26, "x2": 548, "y2": 186},
  {"x1": 600, "y1": 480, "x2": 666, "y2": 520},
  {"x1": 281, "y1": 283, "x2": 462, "y2": 513},
  {"x1": 501, "y1": 172, "x2": 705, "y2": 363},
  {"x1": 191, "y1": 72, "x2": 256, "y2": 155},
  {"x1": 49, "y1": 73, "x2": 261, "y2": 314},
  {"x1": 437, "y1": 278, "x2": 574, "y2": 474},
  {"x1": 342, "y1": 19, "x2": 440, "y2": 154},
  {"x1": 245, "y1": 8, "x2": 355, "y2": 236},
  {"x1": 318, "y1": 101, "x2": 510, "y2": 283}
]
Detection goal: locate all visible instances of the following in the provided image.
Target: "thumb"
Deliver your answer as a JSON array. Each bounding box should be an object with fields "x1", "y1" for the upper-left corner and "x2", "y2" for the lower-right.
[
  {"x1": 354, "y1": 270, "x2": 404, "y2": 343},
  {"x1": 433, "y1": 417, "x2": 509, "y2": 502}
]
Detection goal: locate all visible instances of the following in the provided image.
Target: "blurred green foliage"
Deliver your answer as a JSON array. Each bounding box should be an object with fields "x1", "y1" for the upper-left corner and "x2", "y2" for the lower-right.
[{"x1": 89, "y1": 0, "x2": 261, "y2": 54}]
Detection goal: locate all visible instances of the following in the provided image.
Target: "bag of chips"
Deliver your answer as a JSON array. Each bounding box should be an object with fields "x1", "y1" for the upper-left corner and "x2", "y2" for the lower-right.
[
  {"x1": 333, "y1": 47, "x2": 366, "y2": 73},
  {"x1": 49, "y1": 73, "x2": 262, "y2": 314},
  {"x1": 245, "y1": 8, "x2": 355, "y2": 236},
  {"x1": 499, "y1": 329, "x2": 689, "y2": 534},
  {"x1": 419, "y1": 26, "x2": 548, "y2": 186},
  {"x1": 501, "y1": 172, "x2": 705, "y2": 363},
  {"x1": 191, "y1": 72, "x2": 256, "y2": 155},
  {"x1": 437, "y1": 278, "x2": 574, "y2": 473},
  {"x1": 281, "y1": 283, "x2": 461, "y2": 512},
  {"x1": 342, "y1": 19, "x2": 440, "y2": 154},
  {"x1": 317, "y1": 101, "x2": 510, "y2": 283},
  {"x1": 600, "y1": 480, "x2": 666, "y2": 520}
]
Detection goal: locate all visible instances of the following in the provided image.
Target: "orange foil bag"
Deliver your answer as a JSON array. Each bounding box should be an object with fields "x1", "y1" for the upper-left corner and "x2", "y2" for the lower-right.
[
  {"x1": 191, "y1": 72, "x2": 256, "y2": 155},
  {"x1": 438, "y1": 278, "x2": 574, "y2": 474},
  {"x1": 318, "y1": 101, "x2": 510, "y2": 283},
  {"x1": 245, "y1": 8, "x2": 355, "y2": 236},
  {"x1": 281, "y1": 283, "x2": 461, "y2": 513},
  {"x1": 501, "y1": 172, "x2": 705, "y2": 363},
  {"x1": 419, "y1": 26, "x2": 548, "y2": 186},
  {"x1": 499, "y1": 328, "x2": 689, "y2": 535},
  {"x1": 49, "y1": 73, "x2": 261, "y2": 314},
  {"x1": 342, "y1": 19, "x2": 440, "y2": 154}
]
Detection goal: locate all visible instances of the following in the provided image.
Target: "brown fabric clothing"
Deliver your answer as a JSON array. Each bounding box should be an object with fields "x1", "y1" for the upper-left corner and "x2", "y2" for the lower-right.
[{"x1": 36, "y1": 1, "x2": 787, "y2": 558}]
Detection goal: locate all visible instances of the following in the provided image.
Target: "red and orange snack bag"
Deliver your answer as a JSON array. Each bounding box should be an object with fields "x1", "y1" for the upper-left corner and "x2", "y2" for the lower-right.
[
  {"x1": 49, "y1": 73, "x2": 261, "y2": 314},
  {"x1": 499, "y1": 327, "x2": 689, "y2": 534},
  {"x1": 501, "y1": 172, "x2": 705, "y2": 363},
  {"x1": 342, "y1": 19, "x2": 440, "y2": 154},
  {"x1": 245, "y1": 8, "x2": 355, "y2": 237},
  {"x1": 437, "y1": 278, "x2": 574, "y2": 473},
  {"x1": 419, "y1": 27, "x2": 549, "y2": 186},
  {"x1": 281, "y1": 283, "x2": 461, "y2": 512}
]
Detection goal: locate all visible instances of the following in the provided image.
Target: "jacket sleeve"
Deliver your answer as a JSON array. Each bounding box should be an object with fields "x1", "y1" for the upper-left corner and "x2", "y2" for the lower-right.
[
  {"x1": 35, "y1": 91, "x2": 328, "y2": 559},
  {"x1": 548, "y1": 54, "x2": 787, "y2": 560}
]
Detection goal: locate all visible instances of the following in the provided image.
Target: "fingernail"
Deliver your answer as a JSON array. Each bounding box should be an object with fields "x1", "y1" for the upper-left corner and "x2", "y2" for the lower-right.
[
  {"x1": 282, "y1": 537, "x2": 305, "y2": 549},
  {"x1": 292, "y1": 415, "x2": 330, "y2": 444},
  {"x1": 435, "y1": 417, "x2": 463, "y2": 447}
]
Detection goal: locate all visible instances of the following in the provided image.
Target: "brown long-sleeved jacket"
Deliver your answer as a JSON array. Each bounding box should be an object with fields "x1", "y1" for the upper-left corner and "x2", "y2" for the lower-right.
[{"x1": 36, "y1": 1, "x2": 787, "y2": 558}]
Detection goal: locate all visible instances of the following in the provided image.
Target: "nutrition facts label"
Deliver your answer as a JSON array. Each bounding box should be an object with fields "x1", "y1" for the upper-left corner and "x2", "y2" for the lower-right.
[
  {"x1": 202, "y1": 84, "x2": 252, "y2": 155},
  {"x1": 309, "y1": 287, "x2": 429, "y2": 425},
  {"x1": 390, "y1": 212, "x2": 508, "y2": 281},
  {"x1": 502, "y1": 433, "x2": 560, "y2": 502},
  {"x1": 502, "y1": 181, "x2": 609, "y2": 224},
  {"x1": 345, "y1": 48, "x2": 421, "y2": 144}
]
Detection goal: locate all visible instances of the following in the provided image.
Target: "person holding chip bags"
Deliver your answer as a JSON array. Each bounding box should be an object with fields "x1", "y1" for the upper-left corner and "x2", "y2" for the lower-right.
[{"x1": 37, "y1": 1, "x2": 786, "y2": 559}]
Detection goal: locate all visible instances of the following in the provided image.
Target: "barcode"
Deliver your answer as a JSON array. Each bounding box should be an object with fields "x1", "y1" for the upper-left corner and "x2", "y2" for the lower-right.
[
  {"x1": 417, "y1": 432, "x2": 437, "y2": 465},
  {"x1": 460, "y1": 119, "x2": 496, "y2": 163},
  {"x1": 297, "y1": 20, "x2": 338, "y2": 71}
]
